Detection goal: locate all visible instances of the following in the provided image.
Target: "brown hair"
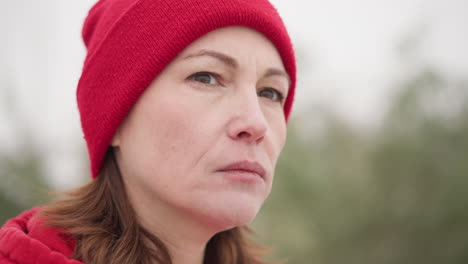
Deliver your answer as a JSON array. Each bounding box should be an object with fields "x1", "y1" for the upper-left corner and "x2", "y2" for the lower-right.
[{"x1": 40, "y1": 149, "x2": 271, "y2": 264}]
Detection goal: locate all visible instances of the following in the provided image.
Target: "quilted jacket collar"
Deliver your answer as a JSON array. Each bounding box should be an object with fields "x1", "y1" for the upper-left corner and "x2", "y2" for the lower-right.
[{"x1": 0, "y1": 207, "x2": 82, "y2": 264}]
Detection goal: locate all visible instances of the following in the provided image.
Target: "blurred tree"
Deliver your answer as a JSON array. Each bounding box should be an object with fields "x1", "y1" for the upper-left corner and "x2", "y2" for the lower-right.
[
  {"x1": 0, "y1": 151, "x2": 49, "y2": 224},
  {"x1": 0, "y1": 84, "x2": 50, "y2": 224},
  {"x1": 254, "y1": 68, "x2": 468, "y2": 264}
]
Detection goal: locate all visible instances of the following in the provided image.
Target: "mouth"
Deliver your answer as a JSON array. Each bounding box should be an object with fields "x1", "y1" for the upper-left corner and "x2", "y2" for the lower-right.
[{"x1": 217, "y1": 160, "x2": 266, "y2": 180}]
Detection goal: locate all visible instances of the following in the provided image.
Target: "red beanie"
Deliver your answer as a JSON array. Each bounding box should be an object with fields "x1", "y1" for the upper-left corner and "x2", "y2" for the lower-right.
[{"x1": 77, "y1": 0, "x2": 297, "y2": 178}]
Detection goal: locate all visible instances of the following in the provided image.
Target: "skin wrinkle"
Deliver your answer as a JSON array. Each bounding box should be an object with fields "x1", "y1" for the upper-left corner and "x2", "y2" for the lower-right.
[{"x1": 111, "y1": 26, "x2": 287, "y2": 264}]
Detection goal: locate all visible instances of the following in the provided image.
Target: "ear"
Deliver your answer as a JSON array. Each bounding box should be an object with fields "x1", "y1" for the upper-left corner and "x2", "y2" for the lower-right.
[{"x1": 111, "y1": 127, "x2": 122, "y2": 147}]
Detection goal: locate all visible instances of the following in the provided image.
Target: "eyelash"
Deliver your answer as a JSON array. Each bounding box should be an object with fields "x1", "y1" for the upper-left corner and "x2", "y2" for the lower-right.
[
  {"x1": 188, "y1": 71, "x2": 285, "y2": 103},
  {"x1": 259, "y1": 88, "x2": 285, "y2": 103},
  {"x1": 188, "y1": 72, "x2": 222, "y2": 86}
]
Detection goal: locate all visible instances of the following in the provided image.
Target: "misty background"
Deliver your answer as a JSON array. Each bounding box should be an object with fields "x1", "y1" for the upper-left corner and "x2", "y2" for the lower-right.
[{"x1": 1, "y1": 0, "x2": 468, "y2": 263}]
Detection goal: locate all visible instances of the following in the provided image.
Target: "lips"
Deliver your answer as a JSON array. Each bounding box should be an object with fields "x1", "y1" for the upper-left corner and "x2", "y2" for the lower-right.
[{"x1": 217, "y1": 160, "x2": 266, "y2": 180}]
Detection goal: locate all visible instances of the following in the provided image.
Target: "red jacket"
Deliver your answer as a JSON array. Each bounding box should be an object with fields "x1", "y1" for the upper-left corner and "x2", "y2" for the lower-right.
[{"x1": 0, "y1": 207, "x2": 82, "y2": 264}]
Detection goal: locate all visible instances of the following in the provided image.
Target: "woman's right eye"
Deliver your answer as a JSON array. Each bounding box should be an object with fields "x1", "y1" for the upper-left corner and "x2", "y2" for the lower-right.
[{"x1": 188, "y1": 72, "x2": 220, "y2": 85}]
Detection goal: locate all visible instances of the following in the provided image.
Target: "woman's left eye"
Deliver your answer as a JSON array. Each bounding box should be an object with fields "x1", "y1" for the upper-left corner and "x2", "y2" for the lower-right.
[
  {"x1": 188, "y1": 72, "x2": 219, "y2": 85},
  {"x1": 258, "y1": 88, "x2": 284, "y2": 103}
]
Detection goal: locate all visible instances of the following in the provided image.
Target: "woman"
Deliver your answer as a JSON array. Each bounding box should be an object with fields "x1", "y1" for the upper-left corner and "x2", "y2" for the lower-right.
[{"x1": 0, "y1": 0, "x2": 296, "y2": 263}]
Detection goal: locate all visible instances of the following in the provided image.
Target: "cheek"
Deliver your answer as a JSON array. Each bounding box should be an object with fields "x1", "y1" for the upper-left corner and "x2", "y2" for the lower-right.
[
  {"x1": 265, "y1": 110, "x2": 288, "y2": 165},
  {"x1": 275, "y1": 119, "x2": 287, "y2": 151},
  {"x1": 118, "y1": 92, "x2": 205, "y2": 193},
  {"x1": 143, "y1": 98, "x2": 202, "y2": 173}
]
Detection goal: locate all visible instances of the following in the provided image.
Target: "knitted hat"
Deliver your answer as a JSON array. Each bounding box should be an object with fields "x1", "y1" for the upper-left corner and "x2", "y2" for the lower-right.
[{"x1": 77, "y1": 0, "x2": 297, "y2": 178}]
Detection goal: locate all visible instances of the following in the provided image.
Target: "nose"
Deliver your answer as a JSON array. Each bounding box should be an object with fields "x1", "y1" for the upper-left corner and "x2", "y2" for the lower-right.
[{"x1": 227, "y1": 92, "x2": 268, "y2": 144}]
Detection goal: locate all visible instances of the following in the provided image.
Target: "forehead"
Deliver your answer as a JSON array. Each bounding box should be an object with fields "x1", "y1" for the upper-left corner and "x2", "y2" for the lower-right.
[{"x1": 175, "y1": 26, "x2": 286, "y2": 71}]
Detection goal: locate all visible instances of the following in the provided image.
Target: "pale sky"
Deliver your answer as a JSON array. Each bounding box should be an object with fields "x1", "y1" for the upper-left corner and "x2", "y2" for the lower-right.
[{"x1": 1, "y1": 0, "x2": 467, "y2": 188}]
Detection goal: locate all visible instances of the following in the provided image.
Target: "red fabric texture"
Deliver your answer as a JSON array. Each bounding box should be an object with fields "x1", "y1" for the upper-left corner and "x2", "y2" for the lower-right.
[
  {"x1": 0, "y1": 208, "x2": 81, "y2": 264},
  {"x1": 77, "y1": 0, "x2": 297, "y2": 178}
]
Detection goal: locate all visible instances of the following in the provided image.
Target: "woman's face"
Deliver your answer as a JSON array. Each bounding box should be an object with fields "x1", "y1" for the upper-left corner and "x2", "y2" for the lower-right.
[{"x1": 112, "y1": 26, "x2": 289, "y2": 231}]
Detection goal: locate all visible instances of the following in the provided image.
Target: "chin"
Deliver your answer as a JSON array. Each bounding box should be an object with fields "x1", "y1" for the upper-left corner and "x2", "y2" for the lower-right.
[{"x1": 197, "y1": 194, "x2": 265, "y2": 231}]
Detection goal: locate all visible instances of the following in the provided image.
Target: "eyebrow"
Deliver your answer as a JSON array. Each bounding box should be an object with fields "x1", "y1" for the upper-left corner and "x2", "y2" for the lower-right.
[
  {"x1": 263, "y1": 68, "x2": 291, "y2": 85},
  {"x1": 182, "y1": 49, "x2": 238, "y2": 68},
  {"x1": 182, "y1": 49, "x2": 290, "y2": 85}
]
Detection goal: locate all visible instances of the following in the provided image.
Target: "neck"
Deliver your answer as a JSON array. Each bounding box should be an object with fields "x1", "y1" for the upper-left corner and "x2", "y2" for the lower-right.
[
  {"x1": 144, "y1": 211, "x2": 210, "y2": 264},
  {"x1": 126, "y1": 184, "x2": 220, "y2": 264}
]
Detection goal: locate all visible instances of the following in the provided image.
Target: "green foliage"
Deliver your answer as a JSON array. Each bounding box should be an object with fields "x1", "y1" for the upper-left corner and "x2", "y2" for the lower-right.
[{"x1": 0, "y1": 150, "x2": 50, "y2": 224}]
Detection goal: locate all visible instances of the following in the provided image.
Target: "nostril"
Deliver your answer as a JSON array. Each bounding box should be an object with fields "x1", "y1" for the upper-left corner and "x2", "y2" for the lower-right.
[{"x1": 237, "y1": 131, "x2": 250, "y2": 138}]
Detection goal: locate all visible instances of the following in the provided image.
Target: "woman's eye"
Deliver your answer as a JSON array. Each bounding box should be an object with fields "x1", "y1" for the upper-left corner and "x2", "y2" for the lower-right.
[
  {"x1": 258, "y1": 88, "x2": 284, "y2": 103},
  {"x1": 189, "y1": 72, "x2": 219, "y2": 85}
]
